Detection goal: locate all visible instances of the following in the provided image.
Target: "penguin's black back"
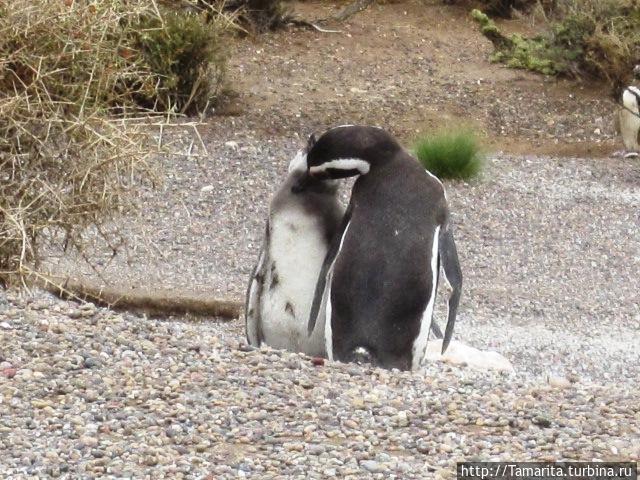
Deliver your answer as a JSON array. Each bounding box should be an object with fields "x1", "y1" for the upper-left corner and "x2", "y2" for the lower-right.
[{"x1": 329, "y1": 150, "x2": 447, "y2": 369}]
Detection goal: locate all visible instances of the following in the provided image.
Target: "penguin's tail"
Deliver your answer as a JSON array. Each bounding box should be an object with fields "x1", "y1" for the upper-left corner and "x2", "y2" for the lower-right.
[{"x1": 438, "y1": 227, "x2": 462, "y2": 354}]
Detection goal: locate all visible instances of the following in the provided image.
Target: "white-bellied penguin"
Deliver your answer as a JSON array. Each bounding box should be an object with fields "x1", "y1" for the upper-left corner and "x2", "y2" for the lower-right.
[
  {"x1": 245, "y1": 134, "x2": 345, "y2": 356},
  {"x1": 619, "y1": 65, "x2": 640, "y2": 158},
  {"x1": 301, "y1": 125, "x2": 462, "y2": 371}
]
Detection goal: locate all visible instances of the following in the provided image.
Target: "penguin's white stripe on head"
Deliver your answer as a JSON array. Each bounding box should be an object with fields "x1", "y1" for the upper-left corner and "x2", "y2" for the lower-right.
[
  {"x1": 627, "y1": 85, "x2": 640, "y2": 96},
  {"x1": 411, "y1": 225, "x2": 441, "y2": 371},
  {"x1": 288, "y1": 150, "x2": 308, "y2": 173},
  {"x1": 328, "y1": 124, "x2": 384, "y2": 133},
  {"x1": 310, "y1": 158, "x2": 370, "y2": 175}
]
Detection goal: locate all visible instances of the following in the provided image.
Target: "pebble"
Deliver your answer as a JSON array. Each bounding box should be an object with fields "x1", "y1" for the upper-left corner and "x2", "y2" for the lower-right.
[{"x1": 361, "y1": 460, "x2": 387, "y2": 473}]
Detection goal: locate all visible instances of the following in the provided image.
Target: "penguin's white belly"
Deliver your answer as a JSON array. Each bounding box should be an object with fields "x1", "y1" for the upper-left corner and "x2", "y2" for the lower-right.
[
  {"x1": 621, "y1": 88, "x2": 640, "y2": 151},
  {"x1": 260, "y1": 207, "x2": 329, "y2": 356}
]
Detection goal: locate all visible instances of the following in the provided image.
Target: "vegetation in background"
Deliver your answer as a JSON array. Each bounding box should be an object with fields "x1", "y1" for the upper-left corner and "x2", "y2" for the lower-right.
[
  {"x1": 0, "y1": 0, "x2": 233, "y2": 285},
  {"x1": 199, "y1": 0, "x2": 291, "y2": 32},
  {"x1": 471, "y1": 9, "x2": 561, "y2": 75},
  {"x1": 413, "y1": 130, "x2": 484, "y2": 180},
  {"x1": 134, "y1": 10, "x2": 229, "y2": 113},
  {"x1": 470, "y1": 0, "x2": 640, "y2": 89},
  {"x1": 444, "y1": 0, "x2": 549, "y2": 18}
]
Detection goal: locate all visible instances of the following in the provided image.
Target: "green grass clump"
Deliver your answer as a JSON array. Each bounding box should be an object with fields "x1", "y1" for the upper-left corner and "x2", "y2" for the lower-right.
[{"x1": 413, "y1": 131, "x2": 483, "y2": 180}]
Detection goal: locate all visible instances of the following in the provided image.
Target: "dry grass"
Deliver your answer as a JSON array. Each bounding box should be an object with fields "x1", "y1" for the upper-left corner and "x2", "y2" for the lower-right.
[{"x1": 0, "y1": 0, "x2": 233, "y2": 285}]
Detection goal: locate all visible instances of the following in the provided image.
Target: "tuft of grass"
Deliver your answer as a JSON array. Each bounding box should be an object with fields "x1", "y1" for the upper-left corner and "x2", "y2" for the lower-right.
[{"x1": 413, "y1": 130, "x2": 483, "y2": 180}]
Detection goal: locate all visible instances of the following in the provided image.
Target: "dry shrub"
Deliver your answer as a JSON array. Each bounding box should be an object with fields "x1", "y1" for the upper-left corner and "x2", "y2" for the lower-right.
[
  {"x1": 552, "y1": 0, "x2": 640, "y2": 87},
  {"x1": 471, "y1": 0, "x2": 639, "y2": 89},
  {"x1": 199, "y1": 0, "x2": 290, "y2": 32},
  {"x1": 133, "y1": 4, "x2": 231, "y2": 113},
  {"x1": 0, "y1": 0, "x2": 231, "y2": 285},
  {"x1": 443, "y1": 0, "x2": 545, "y2": 17}
]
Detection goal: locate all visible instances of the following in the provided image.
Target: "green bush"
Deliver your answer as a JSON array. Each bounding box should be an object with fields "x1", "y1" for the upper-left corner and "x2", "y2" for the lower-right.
[
  {"x1": 413, "y1": 130, "x2": 483, "y2": 181},
  {"x1": 133, "y1": 10, "x2": 228, "y2": 114},
  {"x1": 471, "y1": 1, "x2": 640, "y2": 88},
  {"x1": 552, "y1": 0, "x2": 640, "y2": 86}
]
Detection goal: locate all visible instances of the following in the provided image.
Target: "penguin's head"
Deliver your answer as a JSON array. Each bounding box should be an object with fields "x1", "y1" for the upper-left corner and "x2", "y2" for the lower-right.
[
  {"x1": 634, "y1": 64, "x2": 640, "y2": 79},
  {"x1": 303, "y1": 125, "x2": 400, "y2": 181},
  {"x1": 287, "y1": 132, "x2": 318, "y2": 174},
  {"x1": 288, "y1": 134, "x2": 339, "y2": 194}
]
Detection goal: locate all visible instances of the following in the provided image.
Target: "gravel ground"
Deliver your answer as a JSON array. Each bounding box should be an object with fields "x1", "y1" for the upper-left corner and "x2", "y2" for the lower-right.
[
  {"x1": 1, "y1": 290, "x2": 639, "y2": 479},
  {"x1": 45, "y1": 128, "x2": 640, "y2": 383},
  {"x1": 14, "y1": 127, "x2": 639, "y2": 477}
]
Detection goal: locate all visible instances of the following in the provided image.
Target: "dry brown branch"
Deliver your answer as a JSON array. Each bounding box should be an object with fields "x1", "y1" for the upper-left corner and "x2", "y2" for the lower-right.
[{"x1": 33, "y1": 273, "x2": 244, "y2": 319}]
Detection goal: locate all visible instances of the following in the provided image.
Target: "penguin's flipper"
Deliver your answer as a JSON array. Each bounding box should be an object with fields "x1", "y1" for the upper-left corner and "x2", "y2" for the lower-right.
[
  {"x1": 307, "y1": 202, "x2": 353, "y2": 336},
  {"x1": 430, "y1": 320, "x2": 444, "y2": 339},
  {"x1": 245, "y1": 223, "x2": 269, "y2": 347},
  {"x1": 428, "y1": 255, "x2": 444, "y2": 340},
  {"x1": 439, "y1": 227, "x2": 462, "y2": 354}
]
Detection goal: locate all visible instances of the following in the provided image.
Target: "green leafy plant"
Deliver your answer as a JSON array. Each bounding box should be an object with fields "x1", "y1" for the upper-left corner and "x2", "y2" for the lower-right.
[
  {"x1": 471, "y1": 1, "x2": 640, "y2": 89},
  {"x1": 413, "y1": 130, "x2": 484, "y2": 180},
  {"x1": 134, "y1": 10, "x2": 228, "y2": 114}
]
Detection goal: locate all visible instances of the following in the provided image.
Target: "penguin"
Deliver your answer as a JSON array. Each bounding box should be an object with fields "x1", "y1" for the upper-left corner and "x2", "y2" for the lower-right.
[
  {"x1": 301, "y1": 125, "x2": 462, "y2": 371},
  {"x1": 619, "y1": 65, "x2": 640, "y2": 158},
  {"x1": 245, "y1": 135, "x2": 345, "y2": 357}
]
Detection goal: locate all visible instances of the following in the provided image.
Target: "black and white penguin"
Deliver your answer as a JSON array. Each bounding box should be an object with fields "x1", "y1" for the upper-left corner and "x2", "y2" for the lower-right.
[
  {"x1": 302, "y1": 125, "x2": 462, "y2": 371},
  {"x1": 245, "y1": 135, "x2": 345, "y2": 356},
  {"x1": 619, "y1": 65, "x2": 640, "y2": 158}
]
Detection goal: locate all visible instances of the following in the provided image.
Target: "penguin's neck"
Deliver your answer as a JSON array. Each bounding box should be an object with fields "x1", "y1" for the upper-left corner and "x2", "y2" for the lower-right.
[{"x1": 351, "y1": 153, "x2": 408, "y2": 203}]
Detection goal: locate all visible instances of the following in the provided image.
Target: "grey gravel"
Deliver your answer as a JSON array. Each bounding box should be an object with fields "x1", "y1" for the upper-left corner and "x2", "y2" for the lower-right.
[
  {"x1": 6, "y1": 145, "x2": 640, "y2": 477},
  {"x1": 1, "y1": 289, "x2": 639, "y2": 479}
]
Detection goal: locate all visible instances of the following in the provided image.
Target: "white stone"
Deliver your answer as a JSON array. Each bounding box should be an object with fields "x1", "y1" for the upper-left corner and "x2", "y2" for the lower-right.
[{"x1": 424, "y1": 340, "x2": 515, "y2": 373}]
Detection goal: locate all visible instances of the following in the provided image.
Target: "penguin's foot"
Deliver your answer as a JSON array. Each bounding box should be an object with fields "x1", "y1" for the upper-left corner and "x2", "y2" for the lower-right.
[{"x1": 352, "y1": 346, "x2": 373, "y2": 364}]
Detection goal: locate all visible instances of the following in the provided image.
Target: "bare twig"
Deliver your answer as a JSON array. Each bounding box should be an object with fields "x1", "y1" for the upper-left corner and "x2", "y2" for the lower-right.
[{"x1": 31, "y1": 271, "x2": 244, "y2": 319}]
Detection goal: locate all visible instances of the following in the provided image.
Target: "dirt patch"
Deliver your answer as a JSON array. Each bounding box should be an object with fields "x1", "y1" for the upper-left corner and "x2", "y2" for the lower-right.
[{"x1": 220, "y1": 0, "x2": 621, "y2": 157}]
